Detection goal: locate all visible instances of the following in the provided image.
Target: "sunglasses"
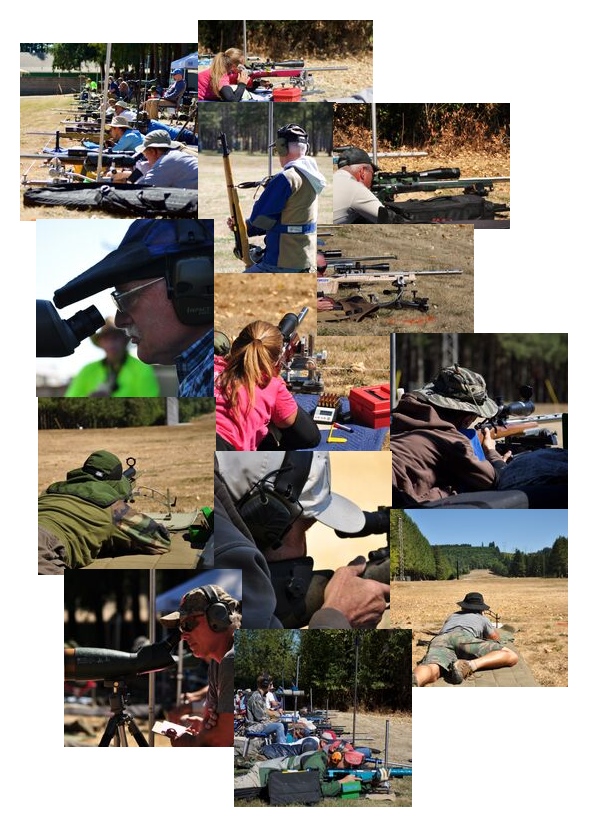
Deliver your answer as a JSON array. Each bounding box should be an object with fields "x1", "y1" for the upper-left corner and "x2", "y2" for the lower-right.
[
  {"x1": 111, "y1": 277, "x2": 164, "y2": 314},
  {"x1": 179, "y1": 614, "x2": 204, "y2": 633}
]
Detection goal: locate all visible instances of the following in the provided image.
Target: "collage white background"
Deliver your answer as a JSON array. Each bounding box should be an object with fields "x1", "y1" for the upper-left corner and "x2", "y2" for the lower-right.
[{"x1": 13, "y1": 7, "x2": 592, "y2": 825}]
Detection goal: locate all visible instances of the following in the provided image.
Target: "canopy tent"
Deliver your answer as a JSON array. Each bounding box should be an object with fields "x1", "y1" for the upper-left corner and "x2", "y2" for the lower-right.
[
  {"x1": 155, "y1": 570, "x2": 242, "y2": 615},
  {"x1": 170, "y1": 52, "x2": 199, "y2": 72}
]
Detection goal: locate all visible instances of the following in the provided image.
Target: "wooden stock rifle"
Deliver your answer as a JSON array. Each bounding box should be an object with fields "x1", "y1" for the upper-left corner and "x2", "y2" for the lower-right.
[
  {"x1": 476, "y1": 386, "x2": 567, "y2": 453},
  {"x1": 219, "y1": 133, "x2": 252, "y2": 267}
]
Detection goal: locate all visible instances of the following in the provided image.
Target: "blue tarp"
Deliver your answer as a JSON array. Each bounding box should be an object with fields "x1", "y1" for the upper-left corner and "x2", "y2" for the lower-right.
[{"x1": 155, "y1": 569, "x2": 242, "y2": 614}]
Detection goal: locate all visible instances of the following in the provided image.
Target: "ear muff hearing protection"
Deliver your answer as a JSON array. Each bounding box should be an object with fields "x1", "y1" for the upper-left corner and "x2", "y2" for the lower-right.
[
  {"x1": 274, "y1": 123, "x2": 309, "y2": 156},
  {"x1": 165, "y1": 220, "x2": 214, "y2": 326},
  {"x1": 235, "y1": 453, "x2": 313, "y2": 551},
  {"x1": 199, "y1": 585, "x2": 235, "y2": 632}
]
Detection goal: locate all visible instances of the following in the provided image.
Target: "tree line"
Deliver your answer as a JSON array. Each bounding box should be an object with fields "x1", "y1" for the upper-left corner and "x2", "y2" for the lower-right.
[
  {"x1": 394, "y1": 333, "x2": 568, "y2": 404},
  {"x1": 234, "y1": 629, "x2": 412, "y2": 713},
  {"x1": 200, "y1": 102, "x2": 333, "y2": 154},
  {"x1": 38, "y1": 398, "x2": 215, "y2": 429},
  {"x1": 334, "y1": 103, "x2": 509, "y2": 149},
  {"x1": 198, "y1": 21, "x2": 373, "y2": 59},
  {"x1": 391, "y1": 511, "x2": 568, "y2": 580},
  {"x1": 44, "y1": 43, "x2": 197, "y2": 84}
]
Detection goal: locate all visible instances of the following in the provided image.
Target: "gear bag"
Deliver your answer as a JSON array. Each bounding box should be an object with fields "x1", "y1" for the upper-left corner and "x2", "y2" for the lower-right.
[
  {"x1": 388, "y1": 194, "x2": 509, "y2": 223},
  {"x1": 267, "y1": 769, "x2": 322, "y2": 805}
]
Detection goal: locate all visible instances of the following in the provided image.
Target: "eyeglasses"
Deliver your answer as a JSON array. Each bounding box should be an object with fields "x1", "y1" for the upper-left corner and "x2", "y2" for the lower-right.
[
  {"x1": 111, "y1": 277, "x2": 164, "y2": 314},
  {"x1": 179, "y1": 614, "x2": 204, "y2": 633}
]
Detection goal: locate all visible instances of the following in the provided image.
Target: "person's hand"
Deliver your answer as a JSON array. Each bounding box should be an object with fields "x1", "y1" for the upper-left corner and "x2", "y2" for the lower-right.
[
  {"x1": 165, "y1": 728, "x2": 199, "y2": 747},
  {"x1": 482, "y1": 427, "x2": 512, "y2": 461},
  {"x1": 237, "y1": 69, "x2": 250, "y2": 85},
  {"x1": 177, "y1": 715, "x2": 205, "y2": 734},
  {"x1": 202, "y1": 707, "x2": 218, "y2": 730},
  {"x1": 322, "y1": 557, "x2": 389, "y2": 628},
  {"x1": 226, "y1": 217, "x2": 235, "y2": 231}
]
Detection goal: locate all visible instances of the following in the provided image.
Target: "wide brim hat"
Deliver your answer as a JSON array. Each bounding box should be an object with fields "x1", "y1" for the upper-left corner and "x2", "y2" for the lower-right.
[
  {"x1": 134, "y1": 129, "x2": 181, "y2": 154},
  {"x1": 91, "y1": 317, "x2": 128, "y2": 347},
  {"x1": 457, "y1": 592, "x2": 490, "y2": 611},
  {"x1": 412, "y1": 365, "x2": 498, "y2": 418},
  {"x1": 53, "y1": 219, "x2": 214, "y2": 307},
  {"x1": 109, "y1": 115, "x2": 131, "y2": 128},
  {"x1": 215, "y1": 452, "x2": 366, "y2": 533}
]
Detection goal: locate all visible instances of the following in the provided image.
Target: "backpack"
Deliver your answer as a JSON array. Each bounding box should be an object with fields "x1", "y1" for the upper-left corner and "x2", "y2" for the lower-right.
[{"x1": 388, "y1": 194, "x2": 509, "y2": 223}]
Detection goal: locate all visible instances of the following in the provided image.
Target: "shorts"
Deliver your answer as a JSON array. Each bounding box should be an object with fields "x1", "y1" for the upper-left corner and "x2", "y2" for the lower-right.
[{"x1": 419, "y1": 630, "x2": 503, "y2": 671}]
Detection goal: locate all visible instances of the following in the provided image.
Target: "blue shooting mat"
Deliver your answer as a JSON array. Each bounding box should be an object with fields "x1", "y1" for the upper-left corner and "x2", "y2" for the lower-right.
[{"x1": 294, "y1": 394, "x2": 389, "y2": 451}]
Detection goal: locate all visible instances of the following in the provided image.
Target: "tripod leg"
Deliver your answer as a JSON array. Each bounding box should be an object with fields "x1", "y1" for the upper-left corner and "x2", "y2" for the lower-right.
[
  {"x1": 98, "y1": 715, "x2": 119, "y2": 747},
  {"x1": 126, "y1": 717, "x2": 149, "y2": 747}
]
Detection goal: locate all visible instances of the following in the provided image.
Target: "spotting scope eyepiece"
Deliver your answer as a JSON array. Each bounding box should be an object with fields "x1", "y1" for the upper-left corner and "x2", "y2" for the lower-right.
[{"x1": 37, "y1": 299, "x2": 105, "y2": 357}]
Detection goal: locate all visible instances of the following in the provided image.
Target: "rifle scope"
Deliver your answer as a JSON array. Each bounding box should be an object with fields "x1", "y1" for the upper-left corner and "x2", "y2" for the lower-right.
[
  {"x1": 278, "y1": 307, "x2": 308, "y2": 340},
  {"x1": 335, "y1": 508, "x2": 390, "y2": 539},
  {"x1": 497, "y1": 400, "x2": 536, "y2": 418},
  {"x1": 37, "y1": 299, "x2": 104, "y2": 357}
]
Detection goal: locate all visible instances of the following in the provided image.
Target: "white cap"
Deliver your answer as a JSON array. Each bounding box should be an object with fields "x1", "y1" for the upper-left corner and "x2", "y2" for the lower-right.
[{"x1": 216, "y1": 451, "x2": 365, "y2": 533}]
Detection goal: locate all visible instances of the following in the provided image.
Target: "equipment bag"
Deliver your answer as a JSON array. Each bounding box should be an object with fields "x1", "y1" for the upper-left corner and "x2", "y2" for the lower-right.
[
  {"x1": 267, "y1": 769, "x2": 322, "y2": 805},
  {"x1": 388, "y1": 194, "x2": 509, "y2": 223}
]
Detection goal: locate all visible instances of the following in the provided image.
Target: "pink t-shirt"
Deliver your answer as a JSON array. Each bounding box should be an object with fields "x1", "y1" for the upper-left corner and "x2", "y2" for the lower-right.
[
  {"x1": 214, "y1": 355, "x2": 298, "y2": 450},
  {"x1": 198, "y1": 68, "x2": 240, "y2": 101}
]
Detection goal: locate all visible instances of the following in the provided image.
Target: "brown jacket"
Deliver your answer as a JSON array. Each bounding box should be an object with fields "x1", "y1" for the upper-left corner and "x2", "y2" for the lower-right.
[{"x1": 390, "y1": 394, "x2": 506, "y2": 504}]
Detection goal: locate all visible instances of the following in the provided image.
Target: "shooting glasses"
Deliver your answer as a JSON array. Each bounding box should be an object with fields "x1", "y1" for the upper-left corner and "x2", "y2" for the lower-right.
[
  {"x1": 111, "y1": 277, "x2": 164, "y2": 314},
  {"x1": 178, "y1": 614, "x2": 204, "y2": 633}
]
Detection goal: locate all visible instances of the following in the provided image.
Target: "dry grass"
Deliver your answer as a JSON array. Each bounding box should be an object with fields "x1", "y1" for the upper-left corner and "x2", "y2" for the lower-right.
[
  {"x1": 317, "y1": 223, "x2": 474, "y2": 335},
  {"x1": 38, "y1": 416, "x2": 216, "y2": 511},
  {"x1": 389, "y1": 570, "x2": 568, "y2": 687},
  {"x1": 332, "y1": 108, "x2": 510, "y2": 206},
  {"x1": 215, "y1": 272, "x2": 317, "y2": 339}
]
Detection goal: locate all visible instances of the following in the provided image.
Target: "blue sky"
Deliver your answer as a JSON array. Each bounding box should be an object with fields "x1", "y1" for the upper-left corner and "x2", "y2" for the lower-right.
[
  {"x1": 36, "y1": 219, "x2": 135, "y2": 383},
  {"x1": 404, "y1": 509, "x2": 568, "y2": 553}
]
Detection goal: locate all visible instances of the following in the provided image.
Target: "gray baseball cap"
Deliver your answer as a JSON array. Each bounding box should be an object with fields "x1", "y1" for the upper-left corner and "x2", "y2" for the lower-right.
[{"x1": 216, "y1": 451, "x2": 365, "y2": 533}]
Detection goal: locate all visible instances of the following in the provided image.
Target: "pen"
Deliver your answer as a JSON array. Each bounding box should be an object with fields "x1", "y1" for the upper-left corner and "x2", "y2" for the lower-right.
[{"x1": 334, "y1": 423, "x2": 354, "y2": 433}]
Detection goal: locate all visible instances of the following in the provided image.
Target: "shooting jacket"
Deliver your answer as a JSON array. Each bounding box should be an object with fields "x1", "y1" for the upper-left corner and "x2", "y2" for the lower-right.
[
  {"x1": 247, "y1": 158, "x2": 326, "y2": 271},
  {"x1": 390, "y1": 394, "x2": 506, "y2": 504}
]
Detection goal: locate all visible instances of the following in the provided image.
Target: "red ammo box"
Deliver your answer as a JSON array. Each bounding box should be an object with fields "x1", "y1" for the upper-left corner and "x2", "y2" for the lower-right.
[
  {"x1": 349, "y1": 383, "x2": 391, "y2": 429},
  {"x1": 272, "y1": 87, "x2": 302, "y2": 101}
]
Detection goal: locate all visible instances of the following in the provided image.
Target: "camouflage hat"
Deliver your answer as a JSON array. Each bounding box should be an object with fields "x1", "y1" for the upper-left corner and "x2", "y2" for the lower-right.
[
  {"x1": 81, "y1": 450, "x2": 123, "y2": 481},
  {"x1": 159, "y1": 585, "x2": 240, "y2": 628},
  {"x1": 412, "y1": 365, "x2": 498, "y2": 418}
]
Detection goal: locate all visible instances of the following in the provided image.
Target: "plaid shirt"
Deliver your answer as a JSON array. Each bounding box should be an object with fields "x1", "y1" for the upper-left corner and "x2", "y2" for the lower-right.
[{"x1": 176, "y1": 329, "x2": 214, "y2": 398}]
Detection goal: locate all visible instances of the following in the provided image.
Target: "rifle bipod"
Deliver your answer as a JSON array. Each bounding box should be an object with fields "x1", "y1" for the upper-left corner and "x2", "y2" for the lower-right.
[
  {"x1": 98, "y1": 679, "x2": 149, "y2": 747},
  {"x1": 318, "y1": 278, "x2": 430, "y2": 322}
]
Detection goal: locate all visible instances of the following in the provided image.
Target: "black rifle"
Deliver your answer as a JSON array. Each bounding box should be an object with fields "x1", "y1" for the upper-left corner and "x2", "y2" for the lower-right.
[
  {"x1": 278, "y1": 307, "x2": 325, "y2": 394},
  {"x1": 268, "y1": 507, "x2": 390, "y2": 628},
  {"x1": 371, "y1": 166, "x2": 510, "y2": 202}
]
